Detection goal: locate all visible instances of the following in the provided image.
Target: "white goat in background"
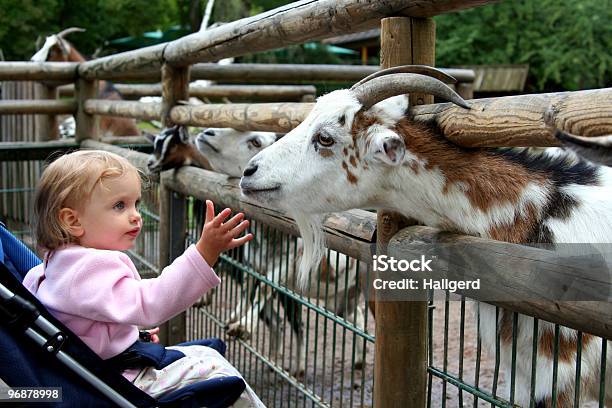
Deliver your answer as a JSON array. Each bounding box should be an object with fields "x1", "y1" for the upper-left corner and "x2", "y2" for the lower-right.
[
  {"x1": 240, "y1": 65, "x2": 612, "y2": 406},
  {"x1": 195, "y1": 128, "x2": 281, "y2": 176}
]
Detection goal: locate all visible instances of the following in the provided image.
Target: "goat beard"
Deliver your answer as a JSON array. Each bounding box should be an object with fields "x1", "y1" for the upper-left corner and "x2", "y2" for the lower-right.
[{"x1": 291, "y1": 211, "x2": 326, "y2": 291}]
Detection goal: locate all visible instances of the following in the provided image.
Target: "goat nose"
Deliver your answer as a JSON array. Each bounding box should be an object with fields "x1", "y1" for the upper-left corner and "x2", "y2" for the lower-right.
[{"x1": 243, "y1": 164, "x2": 258, "y2": 177}]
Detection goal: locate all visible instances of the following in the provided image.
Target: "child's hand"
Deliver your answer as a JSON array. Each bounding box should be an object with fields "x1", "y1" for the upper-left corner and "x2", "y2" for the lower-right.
[
  {"x1": 147, "y1": 327, "x2": 160, "y2": 343},
  {"x1": 196, "y1": 200, "x2": 253, "y2": 266}
]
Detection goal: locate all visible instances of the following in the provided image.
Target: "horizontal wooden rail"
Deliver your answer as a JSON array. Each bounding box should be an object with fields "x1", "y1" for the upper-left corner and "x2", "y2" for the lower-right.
[
  {"x1": 0, "y1": 62, "x2": 78, "y2": 82},
  {"x1": 84, "y1": 99, "x2": 306, "y2": 132},
  {"x1": 412, "y1": 87, "x2": 612, "y2": 146},
  {"x1": 0, "y1": 138, "x2": 151, "y2": 161},
  {"x1": 389, "y1": 226, "x2": 612, "y2": 339},
  {"x1": 100, "y1": 135, "x2": 152, "y2": 145},
  {"x1": 0, "y1": 99, "x2": 76, "y2": 115},
  {"x1": 82, "y1": 88, "x2": 611, "y2": 144},
  {"x1": 170, "y1": 102, "x2": 312, "y2": 132},
  {"x1": 79, "y1": 0, "x2": 496, "y2": 79},
  {"x1": 0, "y1": 140, "x2": 78, "y2": 161},
  {"x1": 188, "y1": 84, "x2": 316, "y2": 101},
  {"x1": 84, "y1": 100, "x2": 161, "y2": 120},
  {"x1": 60, "y1": 83, "x2": 316, "y2": 101},
  {"x1": 62, "y1": 62, "x2": 474, "y2": 83},
  {"x1": 188, "y1": 64, "x2": 475, "y2": 84},
  {"x1": 81, "y1": 139, "x2": 152, "y2": 170}
]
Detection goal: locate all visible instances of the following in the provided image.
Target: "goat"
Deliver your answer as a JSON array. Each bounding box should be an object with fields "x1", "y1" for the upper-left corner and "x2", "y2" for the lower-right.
[
  {"x1": 148, "y1": 125, "x2": 367, "y2": 374},
  {"x1": 554, "y1": 130, "x2": 612, "y2": 166},
  {"x1": 31, "y1": 27, "x2": 140, "y2": 137},
  {"x1": 145, "y1": 126, "x2": 213, "y2": 173},
  {"x1": 240, "y1": 65, "x2": 612, "y2": 406},
  {"x1": 195, "y1": 128, "x2": 281, "y2": 177}
]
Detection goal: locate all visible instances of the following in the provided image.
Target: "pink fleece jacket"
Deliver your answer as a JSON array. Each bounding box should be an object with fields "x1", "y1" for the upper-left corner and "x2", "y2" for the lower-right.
[{"x1": 23, "y1": 244, "x2": 220, "y2": 360}]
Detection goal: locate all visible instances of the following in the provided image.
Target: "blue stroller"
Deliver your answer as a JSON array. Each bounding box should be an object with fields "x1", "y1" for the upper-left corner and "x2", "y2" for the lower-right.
[{"x1": 0, "y1": 222, "x2": 246, "y2": 407}]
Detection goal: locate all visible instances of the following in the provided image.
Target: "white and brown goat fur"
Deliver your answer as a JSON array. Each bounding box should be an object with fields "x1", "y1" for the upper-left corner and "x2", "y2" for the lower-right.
[
  {"x1": 147, "y1": 125, "x2": 367, "y2": 374},
  {"x1": 146, "y1": 126, "x2": 213, "y2": 173},
  {"x1": 32, "y1": 28, "x2": 140, "y2": 137},
  {"x1": 240, "y1": 65, "x2": 612, "y2": 406}
]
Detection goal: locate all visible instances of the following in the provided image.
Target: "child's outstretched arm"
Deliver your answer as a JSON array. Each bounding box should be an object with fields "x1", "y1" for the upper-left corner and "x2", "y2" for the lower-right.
[{"x1": 196, "y1": 200, "x2": 253, "y2": 266}]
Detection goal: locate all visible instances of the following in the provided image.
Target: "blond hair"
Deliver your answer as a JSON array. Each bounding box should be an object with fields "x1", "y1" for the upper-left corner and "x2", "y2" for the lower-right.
[{"x1": 34, "y1": 150, "x2": 140, "y2": 252}]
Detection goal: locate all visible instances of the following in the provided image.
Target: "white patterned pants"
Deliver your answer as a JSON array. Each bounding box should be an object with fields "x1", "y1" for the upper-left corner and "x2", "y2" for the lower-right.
[{"x1": 131, "y1": 345, "x2": 265, "y2": 408}]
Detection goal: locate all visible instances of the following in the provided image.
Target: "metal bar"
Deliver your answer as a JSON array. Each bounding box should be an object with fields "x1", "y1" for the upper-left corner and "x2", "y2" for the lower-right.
[
  {"x1": 492, "y1": 307, "x2": 501, "y2": 405},
  {"x1": 552, "y1": 325, "x2": 561, "y2": 408},
  {"x1": 574, "y1": 331, "x2": 582, "y2": 407},
  {"x1": 442, "y1": 292, "x2": 450, "y2": 408},
  {"x1": 600, "y1": 340, "x2": 607, "y2": 408},
  {"x1": 510, "y1": 312, "x2": 518, "y2": 404},
  {"x1": 459, "y1": 296, "x2": 466, "y2": 407},
  {"x1": 428, "y1": 367, "x2": 517, "y2": 408},
  {"x1": 219, "y1": 255, "x2": 374, "y2": 341},
  {"x1": 474, "y1": 302, "x2": 482, "y2": 408}
]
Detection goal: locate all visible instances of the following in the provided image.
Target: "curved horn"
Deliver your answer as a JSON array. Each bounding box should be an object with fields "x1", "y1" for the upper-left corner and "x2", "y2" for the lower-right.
[
  {"x1": 555, "y1": 130, "x2": 612, "y2": 148},
  {"x1": 35, "y1": 35, "x2": 44, "y2": 51},
  {"x1": 351, "y1": 65, "x2": 457, "y2": 89},
  {"x1": 56, "y1": 27, "x2": 86, "y2": 38},
  {"x1": 352, "y1": 73, "x2": 471, "y2": 110}
]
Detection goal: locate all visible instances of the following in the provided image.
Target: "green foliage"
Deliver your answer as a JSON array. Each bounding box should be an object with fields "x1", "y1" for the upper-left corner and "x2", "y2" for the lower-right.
[
  {"x1": 211, "y1": 0, "x2": 251, "y2": 24},
  {"x1": 0, "y1": 0, "x2": 178, "y2": 60},
  {"x1": 435, "y1": 0, "x2": 612, "y2": 91},
  {"x1": 239, "y1": 44, "x2": 343, "y2": 65}
]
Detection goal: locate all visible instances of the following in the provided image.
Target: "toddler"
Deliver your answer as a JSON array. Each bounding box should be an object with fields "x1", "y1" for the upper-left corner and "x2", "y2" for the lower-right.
[{"x1": 23, "y1": 150, "x2": 264, "y2": 407}]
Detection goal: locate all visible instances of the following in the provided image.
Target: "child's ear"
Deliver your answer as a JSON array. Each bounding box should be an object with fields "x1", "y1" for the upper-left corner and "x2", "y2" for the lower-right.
[{"x1": 59, "y1": 208, "x2": 84, "y2": 238}]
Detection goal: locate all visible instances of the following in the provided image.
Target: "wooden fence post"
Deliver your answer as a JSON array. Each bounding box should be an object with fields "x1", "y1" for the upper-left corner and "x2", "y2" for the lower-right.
[
  {"x1": 34, "y1": 83, "x2": 59, "y2": 141},
  {"x1": 75, "y1": 78, "x2": 99, "y2": 142},
  {"x1": 161, "y1": 64, "x2": 190, "y2": 127},
  {"x1": 158, "y1": 183, "x2": 188, "y2": 345},
  {"x1": 157, "y1": 63, "x2": 191, "y2": 344},
  {"x1": 374, "y1": 16, "x2": 434, "y2": 408}
]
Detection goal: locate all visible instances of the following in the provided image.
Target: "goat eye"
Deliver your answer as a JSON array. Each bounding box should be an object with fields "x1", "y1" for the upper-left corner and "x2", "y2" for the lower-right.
[
  {"x1": 316, "y1": 132, "x2": 335, "y2": 147},
  {"x1": 250, "y1": 139, "x2": 261, "y2": 148}
]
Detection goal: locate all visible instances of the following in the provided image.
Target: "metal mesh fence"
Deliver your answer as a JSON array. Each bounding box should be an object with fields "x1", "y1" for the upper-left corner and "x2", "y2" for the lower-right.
[{"x1": 180, "y1": 197, "x2": 375, "y2": 407}]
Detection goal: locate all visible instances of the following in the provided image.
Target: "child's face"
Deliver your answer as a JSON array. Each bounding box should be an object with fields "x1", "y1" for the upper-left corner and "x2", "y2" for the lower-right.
[{"x1": 77, "y1": 171, "x2": 143, "y2": 251}]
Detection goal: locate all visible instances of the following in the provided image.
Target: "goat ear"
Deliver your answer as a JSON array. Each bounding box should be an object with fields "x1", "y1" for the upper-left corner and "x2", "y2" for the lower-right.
[
  {"x1": 178, "y1": 126, "x2": 190, "y2": 143},
  {"x1": 143, "y1": 132, "x2": 156, "y2": 144},
  {"x1": 369, "y1": 128, "x2": 406, "y2": 166}
]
